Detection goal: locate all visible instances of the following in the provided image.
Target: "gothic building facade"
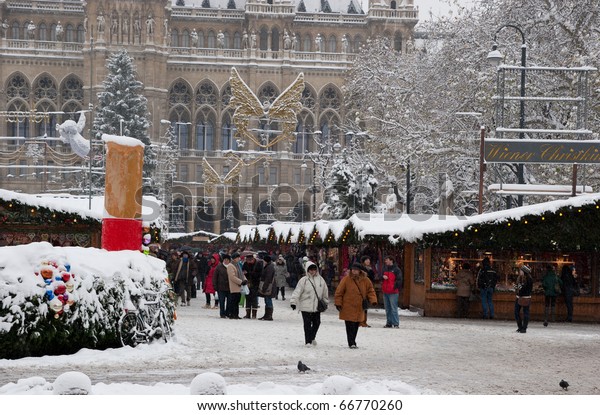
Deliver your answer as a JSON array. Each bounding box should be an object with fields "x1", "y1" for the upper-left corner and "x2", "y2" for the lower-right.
[{"x1": 0, "y1": 0, "x2": 418, "y2": 233}]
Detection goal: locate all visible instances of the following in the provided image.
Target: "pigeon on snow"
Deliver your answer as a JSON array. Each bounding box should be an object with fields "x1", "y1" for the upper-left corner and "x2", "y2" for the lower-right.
[
  {"x1": 559, "y1": 380, "x2": 569, "y2": 391},
  {"x1": 297, "y1": 360, "x2": 310, "y2": 373}
]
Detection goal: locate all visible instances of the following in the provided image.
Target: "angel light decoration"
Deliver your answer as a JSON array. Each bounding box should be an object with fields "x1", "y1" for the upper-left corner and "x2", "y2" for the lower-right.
[
  {"x1": 55, "y1": 112, "x2": 90, "y2": 158},
  {"x1": 229, "y1": 67, "x2": 304, "y2": 149}
]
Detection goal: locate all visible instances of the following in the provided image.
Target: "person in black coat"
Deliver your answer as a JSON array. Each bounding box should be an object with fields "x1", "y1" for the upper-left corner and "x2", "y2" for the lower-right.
[
  {"x1": 515, "y1": 265, "x2": 533, "y2": 333},
  {"x1": 561, "y1": 264, "x2": 579, "y2": 322}
]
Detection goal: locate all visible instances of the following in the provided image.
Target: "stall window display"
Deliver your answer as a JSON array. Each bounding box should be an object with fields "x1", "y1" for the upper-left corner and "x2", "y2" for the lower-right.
[
  {"x1": 430, "y1": 248, "x2": 592, "y2": 295},
  {"x1": 414, "y1": 246, "x2": 424, "y2": 284}
]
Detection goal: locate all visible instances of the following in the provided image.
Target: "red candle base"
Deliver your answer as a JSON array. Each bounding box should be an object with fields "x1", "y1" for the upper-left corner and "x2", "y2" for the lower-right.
[{"x1": 102, "y1": 218, "x2": 142, "y2": 251}]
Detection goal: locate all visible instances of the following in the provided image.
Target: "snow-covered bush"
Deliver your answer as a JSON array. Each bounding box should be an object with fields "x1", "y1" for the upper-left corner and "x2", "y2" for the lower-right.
[
  {"x1": 190, "y1": 372, "x2": 227, "y2": 395},
  {"x1": 321, "y1": 375, "x2": 358, "y2": 395},
  {"x1": 52, "y1": 371, "x2": 92, "y2": 395},
  {"x1": 0, "y1": 242, "x2": 173, "y2": 359}
]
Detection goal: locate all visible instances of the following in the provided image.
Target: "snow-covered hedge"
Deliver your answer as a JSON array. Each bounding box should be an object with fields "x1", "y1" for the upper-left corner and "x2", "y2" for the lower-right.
[{"x1": 0, "y1": 242, "x2": 173, "y2": 359}]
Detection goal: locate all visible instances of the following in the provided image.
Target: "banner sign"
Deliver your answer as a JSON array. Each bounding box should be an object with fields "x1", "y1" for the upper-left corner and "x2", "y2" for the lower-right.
[{"x1": 484, "y1": 139, "x2": 600, "y2": 164}]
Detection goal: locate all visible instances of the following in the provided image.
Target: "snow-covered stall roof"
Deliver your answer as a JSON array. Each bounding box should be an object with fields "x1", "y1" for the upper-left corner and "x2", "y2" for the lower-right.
[
  {"x1": 231, "y1": 193, "x2": 600, "y2": 245},
  {"x1": 165, "y1": 229, "x2": 219, "y2": 241},
  {"x1": 0, "y1": 189, "x2": 164, "y2": 227}
]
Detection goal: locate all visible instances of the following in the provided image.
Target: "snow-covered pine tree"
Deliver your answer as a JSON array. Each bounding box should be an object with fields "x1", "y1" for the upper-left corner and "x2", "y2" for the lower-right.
[
  {"x1": 176, "y1": 0, "x2": 185, "y2": 6},
  {"x1": 92, "y1": 49, "x2": 151, "y2": 189},
  {"x1": 297, "y1": 0, "x2": 306, "y2": 13},
  {"x1": 320, "y1": 152, "x2": 359, "y2": 219}
]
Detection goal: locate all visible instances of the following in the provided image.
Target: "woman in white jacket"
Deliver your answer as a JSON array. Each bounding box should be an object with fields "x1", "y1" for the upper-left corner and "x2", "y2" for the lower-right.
[{"x1": 290, "y1": 261, "x2": 329, "y2": 346}]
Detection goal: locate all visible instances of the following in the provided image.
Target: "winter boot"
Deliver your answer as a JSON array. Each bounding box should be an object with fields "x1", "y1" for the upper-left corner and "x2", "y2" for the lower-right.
[
  {"x1": 521, "y1": 318, "x2": 528, "y2": 333},
  {"x1": 243, "y1": 308, "x2": 251, "y2": 319},
  {"x1": 543, "y1": 306, "x2": 549, "y2": 327},
  {"x1": 516, "y1": 319, "x2": 523, "y2": 333},
  {"x1": 251, "y1": 308, "x2": 258, "y2": 319},
  {"x1": 551, "y1": 306, "x2": 556, "y2": 322},
  {"x1": 259, "y1": 307, "x2": 273, "y2": 321}
]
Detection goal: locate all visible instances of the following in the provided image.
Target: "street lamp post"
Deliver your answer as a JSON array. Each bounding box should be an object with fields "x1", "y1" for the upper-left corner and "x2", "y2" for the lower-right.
[{"x1": 487, "y1": 24, "x2": 527, "y2": 207}]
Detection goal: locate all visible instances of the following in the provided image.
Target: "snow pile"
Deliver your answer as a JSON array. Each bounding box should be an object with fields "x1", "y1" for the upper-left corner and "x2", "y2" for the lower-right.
[
  {"x1": 52, "y1": 371, "x2": 91, "y2": 395},
  {"x1": 0, "y1": 242, "x2": 172, "y2": 359},
  {"x1": 322, "y1": 375, "x2": 357, "y2": 395},
  {"x1": 190, "y1": 372, "x2": 227, "y2": 395}
]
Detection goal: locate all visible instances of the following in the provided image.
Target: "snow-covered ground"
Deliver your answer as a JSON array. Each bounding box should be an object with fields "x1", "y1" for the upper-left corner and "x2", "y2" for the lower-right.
[{"x1": 1, "y1": 297, "x2": 598, "y2": 395}]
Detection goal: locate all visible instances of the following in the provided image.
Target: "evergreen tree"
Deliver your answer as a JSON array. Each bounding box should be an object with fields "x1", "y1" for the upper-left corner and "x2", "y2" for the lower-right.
[
  {"x1": 319, "y1": 152, "x2": 359, "y2": 219},
  {"x1": 201, "y1": 0, "x2": 211, "y2": 8},
  {"x1": 92, "y1": 49, "x2": 151, "y2": 188},
  {"x1": 176, "y1": 0, "x2": 185, "y2": 6},
  {"x1": 227, "y1": 0, "x2": 236, "y2": 9},
  {"x1": 298, "y1": 0, "x2": 306, "y2": 13},
  {"x1": 321, "y1": 0, "x2": 332, "y2": 13}
]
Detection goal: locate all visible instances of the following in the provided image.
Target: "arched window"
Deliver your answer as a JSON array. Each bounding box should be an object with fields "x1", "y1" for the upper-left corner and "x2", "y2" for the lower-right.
[
  {"x1": 65, "y1": 24, "x2": 74, "y2": 42},
  {"x1": 319, "y1": 112, "x2": 341, "y2": 148},
  {"x1": 77, "y1": 24, "x2": 85, "y2": 43},
  {"x1": 168, "y1": 80, "x2": 192, "y2": 107},
  {"x1": 50, "y1": 23, "x2": 57, "y2": 41},
  {"x1": 197, "y1": 31, "x2": 205, "y2": 48},
  {"x1": 319, "y1": 85, "x2": 341, "y2": 110},
  {"x1": 171, "y1": 29, "x2": 179, "y2": 47},
  {"x1": 301, "y1": 86, "x2": 316, "y2": 110},
  {"x1": 6, "y1": 73, "x2": 30, "y2": 99},
  {"x1": 221, "y1": 84, "x2": 231, "y2": 107},
  {"x1": 169, "y1": 106, "x2": 191, "y2": 151},
  {"x1": 233, "y1": 31, "x2": 241, "y2": 49},
  {"x1": 11, "y1": 22, "x2": 20, "y2": 40},
  {"x1": 207, "y1": 30, "x2": 215, "y2": 48},
  {"x1": 258, "y1": 84, "x2": 279, "y2": 105},
  {"x1": 303, "y1": 35, "x2": 311, "y2": 52},
  {"x1": 181, "y1": 29, "x2": 190, "y2": 47},
  {"x1": 34, "y1": 75, "x2": 58, "y2": 102},
  {"x1": 271, "y1": 27, "x2": 280, "y2": 51},
  {"x1": 221, "y1": 200, "x2": 240, "y2": 231},
  {"x1": 294, "y1": 113, "x2": 313, "y2": 154},
  {"x1": 7, "y1": 100, "x2": 29, "y2": 139},
  {"x1": 195, "y1": 81, "x2": 218, "y2": 106},
  {"x1": 195, "y1": 115, "x2": 214, "y2": 151},
  {"x1": 195, "y1": 199, "x2": 215, "y2": 232},
  {"x1": 61, "y1": 75, "x2": 84, "y2": 103},
  {"x1": 259, "y1": 27, "x2": 268, "y2": 50},
  {"x1": 353, "y1": 34, "x2": 363, "y2": 53},
  {"x1": 328, "y1": 35, "x2": 336, "y2": 52},
  {"x1": 391, "y1": 0, "x2": 397, "y2": 10},
  {"x1": 221, "y1": 111, "x2": 237, "y2": 150},
  {"x1": 35, "y1": 101, "x2": 58, "y2": 139},
  {"x1": 38, "y1": 23, "x2": 47, "y2": 41}
]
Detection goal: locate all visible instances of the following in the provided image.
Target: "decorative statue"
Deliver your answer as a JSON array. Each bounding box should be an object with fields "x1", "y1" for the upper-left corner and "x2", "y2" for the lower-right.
[
  {"x1": 111, "y1": 16, "x2": 118, "y2": 35},
  {"x1": 216, "y1": 30, "x2": 225, "y2": 49},
  {"x1": 315, "y1": 33, "x2": 323, "y2": 52},
  {"x1": 146, "y1": 14, "x2": 155, "y2": 35},
  {"x1": 97, "y1": 13, "x2": 105, "y2": 33},
  {"x1": 241, "y1": 29, "x2": 249, "y2": 49},
  {"x1": 250, "y1": 29, "x2": 257, "y2": 49},
  {"x1": 134, "y1": 17, "x2": 141, "y2": 36},
  {"x1": 291, "y1": 33, "x2": 298, "y2": 51},
  {"x1": 55, "y1": 21, "x2": 64, "y2": 42},
  {"x1": 123, "y1": 17, "x2": 129, "y2": 36},
  {"x1": 0, "y1": 20, "x2": 8, "y2": 39},
  {"x1": 341, "y1": 34, "x2": 349, "y2": 54},
  {"x1": 27, "y1": 21, "x2": 36, "y2": 40},
  {"x1": 190, "y1": 28, "x2": 198, "y2": 48},
  {"x1": 283, "y1": 29, "x2": 291, "y2": 50},
  {"x1": 56, "y1": 112, "x2": 89, "y2": 158}
]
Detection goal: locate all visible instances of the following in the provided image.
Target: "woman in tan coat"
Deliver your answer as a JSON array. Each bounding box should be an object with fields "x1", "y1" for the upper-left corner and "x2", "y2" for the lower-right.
[
  {"x1": 455, "y1": 263, "x2": 474, "y2": 318},
  {"x1": 334, "y1": 263, "x2": 377, "y2": 349}
]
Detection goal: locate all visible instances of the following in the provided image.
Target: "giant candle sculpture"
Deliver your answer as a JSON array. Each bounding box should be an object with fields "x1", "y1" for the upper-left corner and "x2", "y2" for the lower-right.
[{"x1": 101, "y1": 134, "x2": 145, "y2": 251}]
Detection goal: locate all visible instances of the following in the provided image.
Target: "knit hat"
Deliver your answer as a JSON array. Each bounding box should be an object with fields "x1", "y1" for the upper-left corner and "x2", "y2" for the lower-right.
[
  {"x1": 350, "y1": 262, "x2": 368, "y2": 273},
  {"x1": 263, "y1": 254, "x2": 272, "y2": 263}
]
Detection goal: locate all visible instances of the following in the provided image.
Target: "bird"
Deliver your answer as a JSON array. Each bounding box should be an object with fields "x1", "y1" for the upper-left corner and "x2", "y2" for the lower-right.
[
  {"x1": 559, "y1": 380, "x2": 569, "y2": 391},
  {"x1": 297, "y1": 360, "x2": 310, "y2": 373},
  {"x1": 56, "y1": 112, "x2": 90, "y2": 158}
]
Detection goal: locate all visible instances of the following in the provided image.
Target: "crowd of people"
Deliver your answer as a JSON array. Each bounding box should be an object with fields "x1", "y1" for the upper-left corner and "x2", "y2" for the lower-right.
[{"x1": 146, "y1": 245, "x2": 404, "y2": 349}]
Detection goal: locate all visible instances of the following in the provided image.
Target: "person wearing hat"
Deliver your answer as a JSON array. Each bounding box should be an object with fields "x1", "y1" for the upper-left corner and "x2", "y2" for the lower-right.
[
  {"x1": 257, "y1": 255, "x2": 276, "y2": 320},
  {"x1": 173, "y1": 250, "x2": 197, "y2": 307},
  {"x1": 290, "y1": 261, "x2": 329, "y2": 346},
  {"x1": 515, "y1": 265, "x2": 533, "y2": 333},
  {"x1": 274, "y1": 254, "x2": 290, "y2": 301},
  {"x1": 334, "y1": 262, "x2": 377, "y2": 348}
]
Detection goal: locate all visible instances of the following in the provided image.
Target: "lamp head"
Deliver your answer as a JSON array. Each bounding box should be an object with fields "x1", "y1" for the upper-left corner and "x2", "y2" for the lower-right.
[{"x1": 487, "y1": 43, "x2": 504, "y2": 66}]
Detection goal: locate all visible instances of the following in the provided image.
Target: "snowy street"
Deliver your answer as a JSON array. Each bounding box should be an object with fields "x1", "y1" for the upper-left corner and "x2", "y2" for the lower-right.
[{"x1": 1, "y1": 297, "x2": 599, "y2": 395}]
